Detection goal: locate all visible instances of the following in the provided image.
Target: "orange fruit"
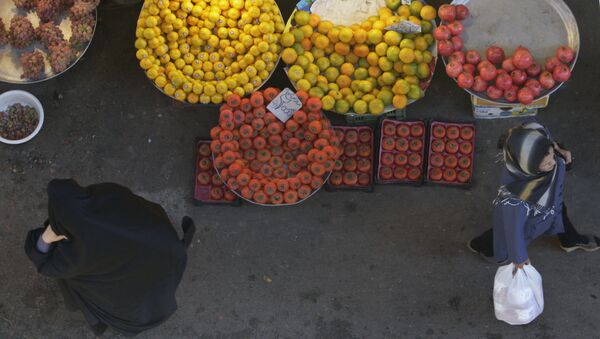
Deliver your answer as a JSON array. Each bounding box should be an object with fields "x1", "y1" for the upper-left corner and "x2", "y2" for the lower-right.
[
  {"x1": 353, "y1": 44, "x2": 369, "y2": 58},
  {"x1": 340, "y1": 63, "x2": 355, "y2": 76},
  {"x1": 353, "y1": 28, "x2": 367, "y2": 44},
  {"x1": 334, "y1": 42, "x2": 350, "y2": 56},
  {"x1": 336, "y1": 75, "x2": 352, "y2": 88},
  {"x1": 309, "y1": 13, "x2": 320, "y2": 27}
]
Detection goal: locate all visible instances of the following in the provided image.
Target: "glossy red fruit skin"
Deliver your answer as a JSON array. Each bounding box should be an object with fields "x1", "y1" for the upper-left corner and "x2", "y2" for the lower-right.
[
  {"x1": 434, "y1": 25, "x2": 451, "y2": 41},
  {"x1": 486, "y1": 46, "x2": 505, "y2": 65},
  {"x1": 457, "y1": 72, "x2": 474, "y2": 89},
  {"x1": 503, "y1": 85, "x2": 518, "y2": 103},
  {"x1": 510, "y1": 69, "x2": 527, "y2": 86},
  {"x1": 526, "y1": 63, "x2": 542, "y2": 78},
  {"x1": 449, "y1": 51, "x2": 466, "y2": 65},
  {"x1": 517, "y1": 87, "x2": 534, "y2": 105},
  {"x1": 432, "y1": 125, "x2": 446, "y2": 139},
  {"x1": 446, "y1": 60, "x2": 463, "y2": 78},
  {"x1": 431, "y1": 139, "x2": 445, "y2": 153},
  {"x1": 462, "y1": 63, "x2": 475, "y2": 75},
  {"x1": 479, "y1": 65, "x2": 498, "y2": 82},
  {"x1": 457, "y1": 170, "x2": 471, "y2": 183},
  {"x1": 429, "y1": 168, "x2": 443, "y2": 181},
  {"x1": 512, "y1": 49, "x2": 533, "y2": 70},
  {"x1": 477, "y1": 60, "x2": 493, "y2": 71},
  {"x1": 502, "y1": 58, "x2": 515, "y2": 72},
  {"x1": 472, "y1": 76, "x2": 488, "y2": 92},
  {"x1": 446, "y1": 140, "x2": 459, "y2": 154},
  {"x1": 455, "y1": 4, "x2": 470, "y2": 20},
  {"x1": 495, "y1": 73, "x2": 513, "y2": 91},
  {"x1": 451, "y1": 36, "x2": 463, "y2": 51},
  {"x1": 438, "y1": 4, "x2": 456, "y2": 22},
  {"x1": 446, "y1": 126, "x2": 460, "y2": 140},
  {"x1": 539, "y1": 71, "x2": 556, "y2": 89},
  {"x1": 525, "y1": 79, "x2": 542, "y2": 97},
  {"x1": 552, "y1": 64, "x2": 571, "y2": 82},
  {"x1": 556, "y1": 45, "x2": 574, "y2": 64},
  {"x1": 430, "y1": 153, "x2": 444, "y2": 167},
  {"x1": 448, "y1": 21, "x2": 464, "y2": 36},
  {"x1": 465, "y1": 50, "x2": 481, "y2": 65},
  {"x1": 438, "y1": 40, "x2": 454, "y2": 57},
  {"x1": 544, "y1": 56, "x2": 561, "y2": 73},
  {"x1": 460, "y1": 126, "x2": 474, "y2": 141},
  {"x1": 486, "y1": 85, "x2": 503, "y2": 100}
]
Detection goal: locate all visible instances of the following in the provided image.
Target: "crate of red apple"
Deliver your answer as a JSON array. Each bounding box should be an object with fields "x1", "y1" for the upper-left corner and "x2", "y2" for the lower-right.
[
  {"x1": 434, "y1": 2, "x2": 578, "y2": 105},
  {"x1": 210, "y1": 88, "x2": 341, "y2": 206},
  {"x1": 327, "y1": 126, "x2": 374, "y2": 191},
  {"x1": 376, "y1": 119, "x2": 426, "y2": 184},
  {"x1": 426, "y1": 121, "x2": 474, "y2": 185},
  {"x1": 195, "y1": 140, "x2": 241, "y2": 205}
]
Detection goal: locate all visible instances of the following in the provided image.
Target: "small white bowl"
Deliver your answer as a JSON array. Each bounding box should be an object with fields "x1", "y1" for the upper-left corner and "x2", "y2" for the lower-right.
[{"x1": 0, "y1": 90, "x2": 45, "y2": 145}]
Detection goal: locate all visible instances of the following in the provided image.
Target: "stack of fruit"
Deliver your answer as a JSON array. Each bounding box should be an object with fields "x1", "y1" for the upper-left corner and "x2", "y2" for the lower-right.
[
  {"x1": 377, "y1": 119, "x2": 425, "y2": 183},
  {"x1": 282, "y1": 0, "x2": 437, "y2": 115},
  {"x1": 195, "y1": 140, "x2": 240, "y2": 204},
  {"x1": 435, "y1": 3, "x2": 575, "y2": 105},
  {"x1": 427, "y1": 122, "x2": 474, "y2": 185},
  {"x1": 210, "y1": 88, "x2": 341, "y2": 205},
  {"x1": 328, "y1": 126, "x2": 374, "y2": 190},
  {"x1": 135, "y1": 0, "x2": 285, "y2": 104}
]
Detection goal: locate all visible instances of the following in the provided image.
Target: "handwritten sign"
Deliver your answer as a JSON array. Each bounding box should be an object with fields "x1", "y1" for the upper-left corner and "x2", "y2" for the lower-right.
[
  {"x1": 386, "y1": 20, "x2": 422, "y2": 34},
  {"x1": 450, "y1": 0, "x2": 470, "y2": 5},
  {"x1": 267, "y1": 88, "x2": 302, "y2": 123}
]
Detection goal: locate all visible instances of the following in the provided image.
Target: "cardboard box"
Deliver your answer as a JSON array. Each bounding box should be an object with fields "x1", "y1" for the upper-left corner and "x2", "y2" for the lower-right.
[{"x1": 471, "y1": 95, "x2": 549, "y2": 119}]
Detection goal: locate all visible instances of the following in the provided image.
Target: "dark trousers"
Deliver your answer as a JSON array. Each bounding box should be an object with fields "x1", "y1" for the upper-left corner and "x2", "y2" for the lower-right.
[{"x1": 474, "y1": 204, "x2": 581, "y2": 256}]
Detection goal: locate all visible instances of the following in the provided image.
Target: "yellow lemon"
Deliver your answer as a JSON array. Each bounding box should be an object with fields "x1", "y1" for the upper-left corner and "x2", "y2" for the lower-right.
[{"x1": 399, "y1": 48, "x2": 415, "y2": 63}]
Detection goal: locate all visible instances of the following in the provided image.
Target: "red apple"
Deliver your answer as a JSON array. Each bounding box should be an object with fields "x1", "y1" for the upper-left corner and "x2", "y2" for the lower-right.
[
  {"x1": 525, "y1": 79, "x2": 542, "y2": 97},
  {"x1": 479, "y1": 64, "x2": 498, "y2": 81},
  {"x1": 556, "y1": 45, "x2": 574, "y2": 64},
  {"x1": 517, "y1": 87, "x2": 534, "y2": 105},
  {"x1": 446, "y1": 60, "x2": 463, "y2": 78},
  {"x1": 477, "y1": 60, "x2": 493, "y2": 71},
  {"x1": 438, "y1": 4, "x2": 456, "y2": 22},
  {"x1": 455, "y1": 4, "x2": 470, "y2": 20},
  {"x1": 502, "y1": 58, "x2": 515, "y2": 72},
  {"x1": 457, "y1": 72, "x2": 474, "y2": 89},
  {"x1": 446, "y1": 140, "x2": 459, "y2": 154},
  {"x1": 429, "y1": 167, "x2": 443, "y2": 181},
  {"x1": 552, "y1": 64, "x2": 571, "y2": 82},
  {"x1": 465, "y1": 50, "x2": 481, "y2": 65},
  {"x1": 510, "y1": 69, "x2": 527, "y2": 86},
  {"x1": 486, "y1": 46, "x2": 505, "y2": 64},
  {"x1": 433, "y1": 25, "x2": 451, "y2": 41},
  {"x1": 462, "y1": 63, "x2": 476, "y2": 75},
  {"x1": 512, "y1": 49, "x2": 533, "y2": 69},
  {"x1": 472, "y1": 76, "x2": 488, "y2": 92},
  {"x1": 438, "y1": 40, "x2": 454, "y2": 57},
  {"x1": 526, "y1": 62, "x2": 542, "y2": 77},
  {"x1": 503, "y1": 85, "x2": 518, "y2": 102},
  {"x1": 544, "y1": 56, "x2": 561, "y2": 72},
  {"x1": 539, "y1": 71, "x2": 555, "y2": 89},
  {"x1": 448, "y1": 21, "x2": 464, "y2": 36},
  {"x1": 432, "y1": 125, "x2": 446, "y2": 139},
  {"x1": 430, "y1": 153, "x2": 444, "y2": 167},
  {"x1": 495, "y1": 73, "x2": 513, "y2": 90},
  {"x1": 451, "y1": 36, "x2": 463, "y2": 51},
  {"x1": 449, "y1": 51, "x2": 466, "y2": 64},
  {"x1": 486, "y1": 85, "x2": 503, "y2": 100}
]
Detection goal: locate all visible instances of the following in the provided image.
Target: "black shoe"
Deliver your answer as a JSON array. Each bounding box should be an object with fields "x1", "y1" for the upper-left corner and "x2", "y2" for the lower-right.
[
  {"x1": 90, "y1": 322, "x2": 107, "y2": 336},
  {"x1": 560, "y1": 234, "x2": 600, "y2": 253},
  {"x1": 467, "y1": 238, "x2": 508, "y2": 265}
]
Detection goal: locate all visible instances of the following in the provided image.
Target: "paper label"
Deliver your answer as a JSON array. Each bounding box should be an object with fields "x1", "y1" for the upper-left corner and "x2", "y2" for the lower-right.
[
  {"x1": 386, "y1": 20, "x2": 422, "y2": 34},
  {"x1": 450, "y1": 0, "x2": 470, "y2": 5},
  {"x1": 401, "y1": 0, "x2": 411, "y2": 4},
  {"x1": 296, "y1": 0, "x2": 312, "y2": 11},
  {"x1": 267, "y1": 88, "x2": 302, "y2": 123}
]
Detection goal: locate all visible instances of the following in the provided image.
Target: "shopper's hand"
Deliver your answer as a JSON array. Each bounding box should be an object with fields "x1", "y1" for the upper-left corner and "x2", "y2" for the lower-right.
[
  {"x1": 553, "y1": 142, "x2": 572, "y2": 164},
  {"x1": 513, "y1": 259, "x2": 530, "y2": 275},
  {"x1": 41, "y1": 225, "x2": 67, "y2": 243}
]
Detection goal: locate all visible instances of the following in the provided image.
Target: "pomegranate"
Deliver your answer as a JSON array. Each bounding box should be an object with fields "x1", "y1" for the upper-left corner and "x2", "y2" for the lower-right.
[
  {"x1": 477, "y1": 60, "x2": 493, "y2": 71},
  {"x1": 438, "y1": 40, "x2": 454, "y2": 57},
  {"x1": 552, "y1": 64, "x2": 571, "y2": 82},
  {"x1": 503, "y1": 85, "x2": 518, "y2": 102},
  {"x1": 556, "y1": 45, "x2": 574, "y2": 64},
  {"x1": 486, "y1": 85, "x2": 503, "y2": 100},
  {"x1": 449, "y1": 51, "x2": 465, "y2": 64},
  {"x1": 438, "y1": 4, "x2": 456, "y2": 22},
  {"x1": 472, "y1": 76, "x2": 488, "y2": 92},
  {"x1": 502, "y1": 58, "x2": 515, "y2": 72},
  {"x1": 445, "y1": 60, "x2": 463, "y2": 78},
  {"x1": 486, "y1": 46, "x2": 505, "y2": 64},
  {"x1": 544, "y1": 57, "x2": 561, "y2": 72},
  {"x1": 495, "y1": 73, "x2": 513, "y2": 90},
  {"x1": 510, "y1": 69, "x2": 527, "y2": 86},
  {"x1": 517, "y1": 87, "x2": 534, "y2": 105},
  {"x1": 526, "y1": 62, "x2": 542, "y2": 77},
  {"x1": 457, "y1": 72, "x2": 474, "y2": 89},
  {"x1": 479, "y1": 64, "x2": 498, "y2": 81},
  {"x1": 465, "y1": 50, "x2": 481, "y2": 65},
  {"x1": 451, "y1": 36, "x2": 463, "y2": 51},
  {"x1": 455, "y1": 4, "x2": 470, "y2": 20},
  {"x1": 433, "y1": 25, "x2": 451, "y2": 41},
  {"x1": 525, "y1": 79, "x2": 542, "y2": 97},
  {"x1": 512, "y1": 48, "x2": 533, "y2": 69},
  {"x1": 539, "y1": 71, "x2": 555, "y2": 89},
  {"x1": 448, "y1": 21, "x2": 464, "y2": 36},
  {"x1": 462, "y1": 63, "x2": 475, "y2": 75}
]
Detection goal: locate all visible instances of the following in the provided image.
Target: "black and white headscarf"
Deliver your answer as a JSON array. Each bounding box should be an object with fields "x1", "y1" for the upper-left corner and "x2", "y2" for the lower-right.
[{"x1": 494, "y1": 122, "x2": 558, "y2": 215}]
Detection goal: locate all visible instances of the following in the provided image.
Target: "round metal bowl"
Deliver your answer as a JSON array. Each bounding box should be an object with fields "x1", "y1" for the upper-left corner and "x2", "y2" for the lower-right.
[
  {"x1": 283, "y1": 0, "x2": 438, "y2": 117},
  {"x1": 0, "y1": 90, "x2": 44, "y2": 145},
  {"x1": 441, "y1": 0, "x2": 580, "y2": 104},
  {"x1": 0, "y1": 3, "x2": 97, "y2": 84}
]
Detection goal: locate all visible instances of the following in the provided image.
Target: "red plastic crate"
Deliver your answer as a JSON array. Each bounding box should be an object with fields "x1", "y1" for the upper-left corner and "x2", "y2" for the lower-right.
[
  {"x1": 426, "y1": 121, "x2": 475, "y2": 186},
  {"x1": 376, "y1": 119, "x2": 427, "y2": 184},
  {"x1": 194, "y1": 140, "x2": 241, "y2": 205},
  {"x1": 326, "y1": 126, "x2": 374, "y2": 191}
]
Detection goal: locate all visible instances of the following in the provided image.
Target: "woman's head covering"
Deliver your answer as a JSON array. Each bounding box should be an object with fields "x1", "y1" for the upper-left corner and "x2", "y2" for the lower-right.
[{"x1": 499, "y1": 122, "x2": 558, "y2": 210}]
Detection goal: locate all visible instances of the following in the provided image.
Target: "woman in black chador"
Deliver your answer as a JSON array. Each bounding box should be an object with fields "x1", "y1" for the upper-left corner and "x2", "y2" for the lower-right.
[{"x1": 24, "y1": 179, "x2": 195, "y2": 336}]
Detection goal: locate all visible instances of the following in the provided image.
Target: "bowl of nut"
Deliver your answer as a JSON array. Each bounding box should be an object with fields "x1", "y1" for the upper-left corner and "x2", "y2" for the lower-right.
[{"x1": 0, "y1": 90, "x2": 44, "y2": 145}]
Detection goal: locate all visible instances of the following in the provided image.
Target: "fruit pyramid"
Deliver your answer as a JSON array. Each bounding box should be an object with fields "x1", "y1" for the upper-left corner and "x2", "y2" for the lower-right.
[
  {"x1": 282, "y1": 1, "x2": 437, "y2": 115},
  {"x1": 135, "y1": 0, "x2": 285, "y2": 105}
]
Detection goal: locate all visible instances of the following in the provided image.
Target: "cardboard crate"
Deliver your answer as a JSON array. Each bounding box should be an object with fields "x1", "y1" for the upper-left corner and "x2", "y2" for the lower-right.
[{"x1": 471, "y1": 95, "x2": 549, "y2": 119}]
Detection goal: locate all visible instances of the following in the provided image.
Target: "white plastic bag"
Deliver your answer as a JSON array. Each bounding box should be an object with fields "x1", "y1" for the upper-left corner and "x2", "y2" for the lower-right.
[{"x1": 493, "y1": 263, "x2": 544, "y2": 325}]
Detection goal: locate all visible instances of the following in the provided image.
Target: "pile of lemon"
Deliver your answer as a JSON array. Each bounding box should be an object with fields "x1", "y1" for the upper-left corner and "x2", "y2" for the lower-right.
[
  {"x1": 135, "y1": 0, "x2": 285, "y2": 104},
  {"x1": 282, "y1": 1, "x2": 437, "y2": 115}
]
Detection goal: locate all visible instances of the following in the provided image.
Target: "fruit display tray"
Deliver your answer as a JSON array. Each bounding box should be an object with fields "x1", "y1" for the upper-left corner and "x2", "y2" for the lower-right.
[
  {"x1": 325, "y1": 126, "x2": 375, "y2": 192},
  {"x1": 376, "y1": 119, "x2": 427, "y2": 185},
  {"x1": 425, "y1": 121, "x2": 475, "y2": 186},
  {"x1": 442, "y1": 0, "x2": 579, "y2": 104},
  {"x1": 0, "y1": 2, "x2": 97, "y2": 84},
  {"x1": 194, "y1": 140, "x2": 241, "y2": 206}
]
